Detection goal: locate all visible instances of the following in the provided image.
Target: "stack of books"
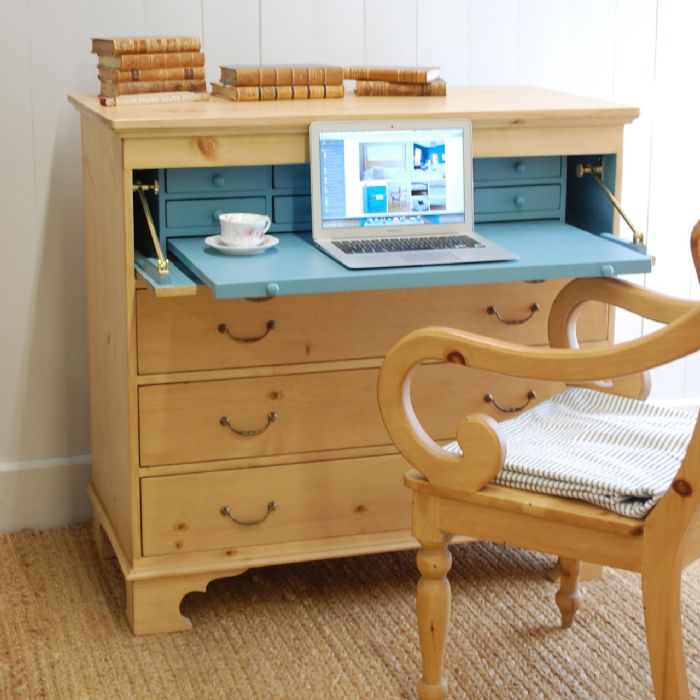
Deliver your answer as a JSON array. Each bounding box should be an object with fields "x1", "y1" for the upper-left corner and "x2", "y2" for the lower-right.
[
  {"x1": 211, "y1": 65, "x2": 344, "y2": 102},
  {"x1": 344, "y1": 66, "x2": 446, "y2": 97},
  {"x1": 91, "y1": 36, "x2": 208, "y2": 106}
]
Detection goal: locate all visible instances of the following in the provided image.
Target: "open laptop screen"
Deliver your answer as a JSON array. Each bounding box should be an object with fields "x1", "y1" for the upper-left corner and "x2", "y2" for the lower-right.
[{"x1": 309, "y1": 119, "x2": 474, "y2": 240}]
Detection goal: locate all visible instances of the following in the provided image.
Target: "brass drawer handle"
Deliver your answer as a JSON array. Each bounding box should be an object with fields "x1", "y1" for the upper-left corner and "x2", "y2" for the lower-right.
[
  {"x1": 219, "y1": 411, "x2": 277, "y2": 436},
  {"x1": 484, "y1": 390, "x2": 537, "y2": 414},
  {"x1": 487, "y1": 303, "x2": 540, "y2": 325},
  {"x1": 220, "y1": 501, "x2": 278, "y2": 526},
  {"x1": 218, "y1": 320, "x2": 276, "y2": 343}
]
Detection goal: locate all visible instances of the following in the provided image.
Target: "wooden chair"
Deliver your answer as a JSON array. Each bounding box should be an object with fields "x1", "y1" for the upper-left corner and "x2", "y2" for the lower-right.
[{"x1": 378, "y1": 223, "x2": 700, "y2": 699}]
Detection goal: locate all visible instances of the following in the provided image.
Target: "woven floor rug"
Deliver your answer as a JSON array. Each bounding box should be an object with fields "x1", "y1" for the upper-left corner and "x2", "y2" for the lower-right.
[{"x1": 2, "y1": 524, "x2": 700, "y2": 699}]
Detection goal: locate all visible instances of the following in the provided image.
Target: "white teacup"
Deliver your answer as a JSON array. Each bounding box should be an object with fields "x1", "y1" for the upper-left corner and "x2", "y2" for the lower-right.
[{"x1": 219, "y1": 212, "x2": 271, "y2": 248}]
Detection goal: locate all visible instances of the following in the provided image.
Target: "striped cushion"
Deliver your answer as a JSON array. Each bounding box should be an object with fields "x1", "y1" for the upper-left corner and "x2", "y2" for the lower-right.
[{"x1": 443, "y1": 387, "x2": 697, "y2": 518}]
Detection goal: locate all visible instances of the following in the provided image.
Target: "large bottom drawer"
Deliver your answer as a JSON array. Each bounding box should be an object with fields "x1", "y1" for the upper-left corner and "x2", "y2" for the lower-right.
[
  {"x1": 140, "y1": 454, "x2": 410, "y2": 556},
  {"x1": 138, "y1": 364, "x2": 560, "y2": 466}
]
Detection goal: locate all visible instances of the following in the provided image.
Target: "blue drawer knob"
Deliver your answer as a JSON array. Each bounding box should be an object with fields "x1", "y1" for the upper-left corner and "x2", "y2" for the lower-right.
[
  {"x1": 212, "y1": 209, "x2": 223, "y2": 222},
  {"x1": 514, "y1": 195, "x2": 526, "y2": 207},
  {"x1": 266, "y1": 282, "x2": 280, "y2": 297},
  {"x1": 213, "y1": 174, "x2": 225, "y2": 187},
  {"x1": 514, "y1": 161, "x2": 526, "y2": 174},
  {"x1": 601, "y1": 264, "x2": 615, "y2": 277}
]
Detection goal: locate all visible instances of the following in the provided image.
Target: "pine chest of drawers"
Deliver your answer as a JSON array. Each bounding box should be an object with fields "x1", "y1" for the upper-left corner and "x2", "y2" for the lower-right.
[{"x1": 70, "y1": 87, "x2": 650, "y2": 634}]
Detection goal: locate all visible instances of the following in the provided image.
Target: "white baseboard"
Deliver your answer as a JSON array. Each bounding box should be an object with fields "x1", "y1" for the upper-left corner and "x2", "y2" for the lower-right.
[{"x1": 0, "y1": 455, "x2": 92, "y2": 533}]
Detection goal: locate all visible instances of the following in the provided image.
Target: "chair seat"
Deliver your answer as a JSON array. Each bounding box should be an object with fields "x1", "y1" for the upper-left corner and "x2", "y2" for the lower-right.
[
  {"x1": 443, "y1": 387, "x2": 696, "y2": 518},
  {"x1": 404, "y1": 469, "x2": 645, "y2": 536}
]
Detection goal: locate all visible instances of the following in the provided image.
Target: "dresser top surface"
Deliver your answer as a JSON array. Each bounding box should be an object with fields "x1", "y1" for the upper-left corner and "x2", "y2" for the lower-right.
[{"x1": 68, "y1": 86, "x2": 639, "y2": 137}]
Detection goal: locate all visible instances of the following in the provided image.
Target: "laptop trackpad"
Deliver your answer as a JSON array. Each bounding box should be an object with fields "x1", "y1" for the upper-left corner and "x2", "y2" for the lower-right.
[{"x1": 398, "y1": 252, "x2": 460, "y2": 265}]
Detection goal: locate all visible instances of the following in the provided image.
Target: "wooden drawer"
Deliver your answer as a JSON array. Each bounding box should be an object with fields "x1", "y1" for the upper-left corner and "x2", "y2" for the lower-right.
[
  {"x1": 165, "y1": 196, "x2": 267, "y2": 228},
  {"x1": 474, "y1": 184, "x2": 561, "y2": 219},
  {"x1": 136, "y1": 283, "x2": 608, "y2": 375},
  {"x1": 140, "y1": 454, "x2": 410, "y2": 556},
  {"x1": 273, "y1": 195, "x2": 311, "y2": 224},
  {"x1": 272, "y1": 164, "x2": 310, "y2": 190},
  {"x1": 165, "y1": 166, "x2": 270, "y2": 194},
  {"x1": 473, "y1": 156, "x2": 562, "y2": 183},
  {"x1": 138, "y1": 365, "x2": 559, "y2": 467}
]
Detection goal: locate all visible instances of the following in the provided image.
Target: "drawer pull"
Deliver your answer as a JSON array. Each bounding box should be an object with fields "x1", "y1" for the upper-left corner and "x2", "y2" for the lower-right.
[
  {"x1": 484, "y1": 390, "x2": 537, "y2": 414},
  {"x1": 218, "y1": 320, "x2": 276, "y2": 343},
  {"x1": 487, "y1": 303, "x2": 540, "y2": 325},
  {"x1": 220, "y1": 501, "x2": 278, "y2": 526},
  {"x1": 219, "y1": 411, "x2": 278, "y2": 436},
  {"x1": 514, "y1": 195, "x2": 526, "y2": 207}
]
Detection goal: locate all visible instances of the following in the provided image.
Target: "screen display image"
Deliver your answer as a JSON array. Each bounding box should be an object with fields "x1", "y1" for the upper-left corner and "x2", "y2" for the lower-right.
[{"x1": 317, "y1": 126, "x2": 467, "y2": 232}]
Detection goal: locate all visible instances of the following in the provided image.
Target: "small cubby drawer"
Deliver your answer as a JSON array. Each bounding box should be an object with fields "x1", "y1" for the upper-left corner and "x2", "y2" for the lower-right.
[
  {"x1": 140, "y1": 454, "x2": 410, "y2": 556},
  {"x1": 165, "y1": 197, "x2": 267, "y2": 228},
  {"x1": 165, "y1": 166, "x2": 270, "y2": 194},
  {"x1": 473, "y1": 157, "x2": 562, "y2": 183},
  {"x1": 273, "y1": 195, "x2": 311, "y2": 224},
  {"x1": 474, "y1": 185, "x2": 561, "y2": 219},
  {"x1": 272, "y1": 164, "x2": 310, "y2": 190}
]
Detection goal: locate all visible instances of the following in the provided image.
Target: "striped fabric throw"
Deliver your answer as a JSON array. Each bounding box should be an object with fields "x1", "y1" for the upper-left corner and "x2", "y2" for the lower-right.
[{"x1": 443, "y1": 387, "x2": 697, "y2": 518}]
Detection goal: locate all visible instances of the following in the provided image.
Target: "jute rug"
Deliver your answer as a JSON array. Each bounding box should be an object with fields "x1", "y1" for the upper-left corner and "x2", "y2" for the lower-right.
[{"x1": 1, "y1": 524, "x2": 699, "y2": 699}]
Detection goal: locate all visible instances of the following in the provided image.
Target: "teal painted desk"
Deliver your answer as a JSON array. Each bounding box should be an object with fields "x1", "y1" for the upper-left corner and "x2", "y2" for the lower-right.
[{"x1": 70, "y1": 87, "x2": 646, "y2": 635}]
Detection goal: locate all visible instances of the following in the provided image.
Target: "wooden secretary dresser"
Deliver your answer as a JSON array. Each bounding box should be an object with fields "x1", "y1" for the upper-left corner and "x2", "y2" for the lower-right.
[{"x1": 69, "y1": 87, "x2": 651, "y2": 634}]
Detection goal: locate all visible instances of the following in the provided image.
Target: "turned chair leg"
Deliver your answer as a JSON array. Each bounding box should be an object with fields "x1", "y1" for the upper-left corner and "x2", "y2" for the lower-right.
[
  {"x1": 555, "y1": 557, "x2": 582, "y2": 628},
  {"x1": 416, "y1": 541, "x2": 452, "y2": 700},
  {"x1": 641, "y1": 564, "x2": 690, "y2": 699}
]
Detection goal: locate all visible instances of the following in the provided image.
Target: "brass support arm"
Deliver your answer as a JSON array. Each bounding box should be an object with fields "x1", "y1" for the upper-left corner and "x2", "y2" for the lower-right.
[
  {"x1": 133, "y1": 180, "x2": 170, "y2": 276},
  {"x1": 575, "y1": 160, "x2": 645, "y2": 248}
]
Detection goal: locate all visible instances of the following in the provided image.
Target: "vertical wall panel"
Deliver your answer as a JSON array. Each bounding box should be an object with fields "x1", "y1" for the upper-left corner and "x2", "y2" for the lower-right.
[
  {"x1": 309, "y1": 0, "x2": 364, "y2": 66},
  {"x1": 143, "y1": 0, "x2": 202, "y2": 36},
  {"x1": 565, "y1": 0, "x2": 616, "y2": 99},
  {"x1": 203, "y1": 0, "x2": 260, "y2": 87},
  {"x1": 14, "y1": 0, "x2": 95, "y2": 459},
  {"x1": 261, "y1": 0, "x2": 315, "y2": 63},
  {"x1": 416, "y1": 0, "x2": 468, "y2": 85},
  {"x1": 466, "y1": 0, "x2": 517, "y2": 85},
  {"x1": 364, "y1": 0, "x2": 417, "y2": 66},
  {"x1": 645, "y1": 0, "x2": 700, "y2": 400},
  {"x1": 0, "y1": 0, "x2": 40, "y2": 460},
  {"x1": 517, "y1": 0, "x2": 570, "y2": 90}
]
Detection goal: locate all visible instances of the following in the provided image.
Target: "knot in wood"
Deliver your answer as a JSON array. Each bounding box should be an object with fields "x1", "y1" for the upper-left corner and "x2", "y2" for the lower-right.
[
  {"x1": 672, "y1": 479, "x2": 692, "y2": 497},
  {"x1": 196, "y1": 137, "x2": 216, "y2": 158},
  {"x1": 446, "y1": 351, "x2": 466, "y2": 365}
]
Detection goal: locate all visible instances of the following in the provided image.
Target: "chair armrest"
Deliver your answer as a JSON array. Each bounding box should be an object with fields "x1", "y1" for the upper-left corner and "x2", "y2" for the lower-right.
[
  {"x1": 548, "y1": 277, "x2": 698, "y2": 350},
  {"x1": 378, "y1": 303, "x2": 700, "y2": 491}
]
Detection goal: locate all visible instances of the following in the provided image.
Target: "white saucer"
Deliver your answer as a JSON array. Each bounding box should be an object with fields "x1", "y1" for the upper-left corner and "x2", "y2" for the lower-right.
[{"x1": 204, "y1": 235, "x2": 279, "y2": 255}]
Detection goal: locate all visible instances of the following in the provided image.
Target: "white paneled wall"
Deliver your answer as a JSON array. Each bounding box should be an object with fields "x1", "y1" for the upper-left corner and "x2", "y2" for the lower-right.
[{"x1": 1, "y1": 0, "x2": 697, "y2": 528}]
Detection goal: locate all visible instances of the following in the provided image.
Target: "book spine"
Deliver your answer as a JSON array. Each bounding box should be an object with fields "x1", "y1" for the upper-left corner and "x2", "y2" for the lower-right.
[
  {"x1": 92, "y1": 36, "x2": 201, "y2": 56},
  {"x1": 344, "y1": 67, "x2": 436, "y2": 84},
  {"x1": 323, "y1": 84, "x2": 345, "y2": 99},
  {"x1": 100, "y1": 78, "x2": 207, "y2": 97},
  {"x1": 220, "y1": 65, "x2": 343, "y2": 86},
  {"x1": 98, "y1": 91, "x2": 209, "y2": 106},
  {"x1": 354, "y1": 79, "x2": 446, "y2": 97},
  {"x1": 99, "y1": 51, "x2": 205, "y2": 70},
  {"x1": 98, "y1": 66, "x2": 205, "y2": 83},
  {"x1": 211, "y1": 82, "x2": 344, "y2": 101}
]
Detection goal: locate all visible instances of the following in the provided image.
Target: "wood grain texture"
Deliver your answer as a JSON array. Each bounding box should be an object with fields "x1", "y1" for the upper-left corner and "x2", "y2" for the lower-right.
[{"x1": 80, "y1": 117, "x2": 139, "y2": 562}]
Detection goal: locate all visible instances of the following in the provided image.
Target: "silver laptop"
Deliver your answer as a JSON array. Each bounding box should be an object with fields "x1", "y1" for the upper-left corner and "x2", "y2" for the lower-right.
[{"x1": 308, "y1": 118, "x2": 518, "y2": 269}]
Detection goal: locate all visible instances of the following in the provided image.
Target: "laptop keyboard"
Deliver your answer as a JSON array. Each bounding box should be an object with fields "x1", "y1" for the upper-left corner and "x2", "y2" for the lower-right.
[{"x1": 333, "y1": 235, "x2": 485, "y2": 255}]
